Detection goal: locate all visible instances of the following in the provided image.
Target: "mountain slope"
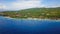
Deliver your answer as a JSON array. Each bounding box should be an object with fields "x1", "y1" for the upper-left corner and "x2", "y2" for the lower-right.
[{"x1": 0, "y1": 7, "x2": 60, "y2": 19}]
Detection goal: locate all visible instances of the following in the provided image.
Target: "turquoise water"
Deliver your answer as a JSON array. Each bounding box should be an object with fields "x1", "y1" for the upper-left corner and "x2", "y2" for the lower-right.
[{"x1": 0, "y1": 16, "x2": 60, "y2": 34}]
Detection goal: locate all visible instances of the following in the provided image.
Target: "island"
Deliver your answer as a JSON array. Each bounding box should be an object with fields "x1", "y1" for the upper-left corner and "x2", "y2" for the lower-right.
[{"x1": 0, "y1": 7, "x2": 60, "y2": 20}]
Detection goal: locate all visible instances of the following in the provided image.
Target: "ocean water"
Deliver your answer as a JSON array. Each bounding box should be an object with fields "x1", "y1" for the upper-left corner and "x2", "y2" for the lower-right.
[{"x1": 0, "y1": 16, "x2": 60, "y2": 34}]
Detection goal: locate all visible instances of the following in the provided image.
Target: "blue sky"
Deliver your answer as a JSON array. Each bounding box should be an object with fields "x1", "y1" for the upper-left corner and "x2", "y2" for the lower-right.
[{"x1": 0, "y1": 0, "x2": 60, "y2": 10}]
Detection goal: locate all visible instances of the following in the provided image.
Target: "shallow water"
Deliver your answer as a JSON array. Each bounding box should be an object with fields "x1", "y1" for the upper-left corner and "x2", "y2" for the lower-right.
[{"x1": 0, "y1": 16, "x2": 60, "y2": 34}]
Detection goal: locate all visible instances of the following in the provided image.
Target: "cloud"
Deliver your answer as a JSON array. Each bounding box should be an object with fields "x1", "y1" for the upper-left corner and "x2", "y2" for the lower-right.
[
  {"x1": 0, "y1": 0, "x2": 44, "y2": 10},
  {"x1": 8, "y1": 0, "x2": 44, "y2": 10},
  {"x1": 0, "y1": 0, "x2": 43, "y2": 10},
  {"x1": 0, "y1": 0, "x2": 60, "y2": 11},
  {"x1": 0, "y1": 3, "x2": 7, "y2": 9},
  {"x1": 16, "y1": 0, "x2": 41, "y2": 1},
  {"x1": 11, "y1": 1, "x2": 40, "y2": 10}
]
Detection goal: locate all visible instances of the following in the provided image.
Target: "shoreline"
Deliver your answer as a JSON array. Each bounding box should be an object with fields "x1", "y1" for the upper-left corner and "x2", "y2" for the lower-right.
[{"x1": 4, "y1": 16, "x2": 60, "y2": 20}]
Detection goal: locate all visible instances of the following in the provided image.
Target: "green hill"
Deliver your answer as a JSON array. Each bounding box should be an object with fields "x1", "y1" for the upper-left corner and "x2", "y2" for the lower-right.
[{"x1": 0, "y1": 7, "x2": 60, "y2": 19}]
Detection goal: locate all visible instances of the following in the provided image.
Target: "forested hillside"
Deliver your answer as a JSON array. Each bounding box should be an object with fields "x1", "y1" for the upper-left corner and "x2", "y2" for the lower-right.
[{"x1": 0, "y1": 7, "x2": 60, "y2": 19}]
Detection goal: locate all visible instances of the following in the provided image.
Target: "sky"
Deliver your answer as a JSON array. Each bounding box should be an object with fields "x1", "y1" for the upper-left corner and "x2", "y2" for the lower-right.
[{"x1": 0, "y1": 0, "x2": 60, "y2": 11}]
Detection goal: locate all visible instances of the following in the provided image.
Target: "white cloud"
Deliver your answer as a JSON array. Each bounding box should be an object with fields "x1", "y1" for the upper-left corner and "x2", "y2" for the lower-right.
[
  {"x1": 16, "y1": 0, "x2": 41, "y2": 1},
  {"x1": 0, "y1": 0, "x2": 44, "y2": 10},
  {"x1": 12, "y1": 1, "x2": 39, "y2": 9},
  {"x1": 2, "y1": 0, "x2": 60, "y2": 10},
  {"x1": 0, "y1": 5, "x2": 6, "y2": 9},
  {"x1": 0, "y1": 3, "x2": 7, "y2": 9},
  {"x1": 9, "y1": 0, "x2": 44, "y2": 10}
]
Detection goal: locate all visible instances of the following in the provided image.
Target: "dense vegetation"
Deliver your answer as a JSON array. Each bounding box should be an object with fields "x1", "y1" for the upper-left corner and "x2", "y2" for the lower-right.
[{"x1": 0, "y1": 7, "x2": 60, "y2": 19}]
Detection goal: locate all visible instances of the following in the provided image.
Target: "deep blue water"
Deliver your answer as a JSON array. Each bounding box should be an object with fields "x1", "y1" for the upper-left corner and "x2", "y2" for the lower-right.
[{"x1": 0, "y1": 16, "x2": 60, "y2": 34}]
